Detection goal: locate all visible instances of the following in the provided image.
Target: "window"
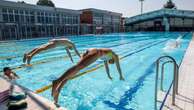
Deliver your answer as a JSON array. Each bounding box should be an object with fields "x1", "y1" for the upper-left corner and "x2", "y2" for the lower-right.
[
  {"x1": 30, "y1": 11, "x2": 34, "y2": 15},
  {"x1": 2, "y1": 8, "x2": 7, "y2": 13},
  {"x1": 3, "y1": 14, "x2": 8, "y2": 22},
  {"x1": 21, "y1": 15, "x2": 25, "y2": 23},
  {"x1": 26, "y1": 16, "x2": 30, "y2": 23},
  {"x1": 31, "y1": 16, "x2": 35, "y2": 23},
  {"x1": 8, "y1": 9, "x2": 13, "y2": 14},
  {"x1": 38, "y1": 16, "x2": 41, "y2": 23},
  {"x1": 15, "y1": 15, "x2": 19, "y2": 22},
  {"x1": 9, "y1": 14, "x2": 14, "y2": 22},
  {"x1": 25, "y1": 11, "x2": 29, "y2": 15},
  {"x1": 46, "y1": 16, "x2": 49, "y2": 23},
  {"x1": 15, "y1": 10, "x2": 19, "y2": 14},
  {"x1": 41, "y1": 16, "x2": 44, "y2": 23},
  {"x1": 20, "y1": 10, "x2": 24, "y2": 14}
]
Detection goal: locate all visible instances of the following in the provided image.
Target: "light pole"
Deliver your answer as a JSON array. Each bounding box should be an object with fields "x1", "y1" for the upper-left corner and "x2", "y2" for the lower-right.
[{"x1": 139, "y1": 0, "x2": 144, "y2": 15}]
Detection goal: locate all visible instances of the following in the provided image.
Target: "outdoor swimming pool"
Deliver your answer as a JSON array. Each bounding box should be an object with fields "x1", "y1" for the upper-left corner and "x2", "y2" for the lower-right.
[{"x1": 0, "y1": 32, "x2": 192, "y2": 110}]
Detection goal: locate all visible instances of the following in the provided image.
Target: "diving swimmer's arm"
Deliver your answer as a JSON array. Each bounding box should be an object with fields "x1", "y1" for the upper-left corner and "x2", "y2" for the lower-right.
[
  {"x1": 65, "y1": 48, "x2": 74, "y2": 63},
  {"x1": 104, "y1": 61, "x2": 112, "y2": 80},
  {"x1": 72, "y1": 44, "x2": 81, "y2": 57},
  {"x1": 113, "y1": 53, "x2": 125, "y2": 80}
]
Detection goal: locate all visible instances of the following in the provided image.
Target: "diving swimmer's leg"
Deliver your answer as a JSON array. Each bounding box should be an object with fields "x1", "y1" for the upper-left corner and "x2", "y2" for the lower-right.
[
  {"x1": 52, "y1": 79, "x2": 67, "y2": 105},
  {"x1": 26, "y1": 55, "x2": 32, "y2": 66},
  {"x1": 104, "y1": 61, "x2": 113, "y2": 80},
  {"x1": 23, "y1": 53, "x2": 27, "y2": 63},
  {"x1": 23, "y1": 48, "x2": 39, "y2": 63}
]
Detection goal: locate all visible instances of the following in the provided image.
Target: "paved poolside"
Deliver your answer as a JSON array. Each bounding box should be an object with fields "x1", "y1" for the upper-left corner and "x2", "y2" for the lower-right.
[
  {"x1": 0, "y1": 77, "x2": 66, "y2": 110},
  {"x1": 163, "y1": 33, "x2": 194, "y2": 110}
]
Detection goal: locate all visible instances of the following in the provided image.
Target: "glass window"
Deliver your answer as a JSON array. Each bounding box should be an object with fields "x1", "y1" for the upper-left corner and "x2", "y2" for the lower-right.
[
  {"x1": 45, "y1": 13, "x2": 48, "y2": 23},
  {"x1": 53, "y1": 17, "x2": 56, "y2": 23},
  {"x1": 22, "y1": 26, "x2": 26, "y2": 37},
  {"x1": 38, "y1": 16, "x2": 41, "y2": 23},
  {"x1": 30, "y1": 11, "x2": 34, "y2": 15},
  {"x1": 21, "y1": 15, "x2": 25, "y2": 23},
  {"x1": 37, "y1": 12, "x2": 41, "y2": 16},
  {"x1": 9, "y1": 14, "x2": 14, "y2": 22},
  {"x1": 41, "y1": 12, "x2": 44, "y2": 16},
  {"x1": 15, "y1": 15, "x2": 19, "y2": 22},
  {"x1": 8, "y1": 9, "x2": 13, "y2": 14},
  {"x1": 31, "y1": 16, "x2": 35, "y2": 23},
  {"x1": 26, "y1": 16, "x2": 30, "y2": 23},
  {"x1": 25, "y1": 11, "x2": 28, "y2": 15},
  {"x1": 41, "y1": 16, "x2": 44, "y2": 23},
  {"x1": 48, "y1": 17, "x2": 52, "y2": 23},
  {"x1": 14, "y1": 10, "x2": 19, "y2": 14},
  {"x1": 3, "y1": 14, "x2": 8, "y2": 22},
  {"x1": 20, "y1": 10, "x2": 24, "y2": 14},
  {"x1": 56, "y1": 16, "x2": 60, "y2": 24},
  {"x1": 2, "y1": 8, "x2": 7, "y2": 13}
]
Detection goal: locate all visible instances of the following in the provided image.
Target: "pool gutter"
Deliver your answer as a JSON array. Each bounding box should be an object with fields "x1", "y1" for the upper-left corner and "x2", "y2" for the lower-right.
[{"x1": 0, "y1": 76, "x2": 66, "y2": 110}]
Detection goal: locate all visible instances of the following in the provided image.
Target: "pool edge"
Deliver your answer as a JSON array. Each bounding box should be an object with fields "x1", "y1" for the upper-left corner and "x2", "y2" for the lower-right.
[
  {"x1": 161, "y1": 32, "x2": 194, "y2": 110},
  {"x1": 0, "y1": 76, "x2": 67, "y2": 110}
]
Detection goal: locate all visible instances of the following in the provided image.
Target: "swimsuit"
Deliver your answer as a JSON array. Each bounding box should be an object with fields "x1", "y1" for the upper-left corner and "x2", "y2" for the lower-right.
[{"x1": 100, "y1": 52, "x2": 113, "y2": 61}]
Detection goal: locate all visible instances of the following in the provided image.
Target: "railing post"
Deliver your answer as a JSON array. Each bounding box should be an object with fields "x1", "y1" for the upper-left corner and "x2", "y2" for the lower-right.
[
  {"x1": 155, "y1": 56, "x2": 179, "y2": 109},
  {"x1": 172, "y1": 62, "x2": 176, "y2": 105},
  {"x1": 161, "y1": 63, "x2": 164, "y2": 91},
  {"x1": 175, "y1": 64, "x2": 179, "y2": 94},
  {"x1": 155, "y1": 60, "x2": 159, "y2": 110}
]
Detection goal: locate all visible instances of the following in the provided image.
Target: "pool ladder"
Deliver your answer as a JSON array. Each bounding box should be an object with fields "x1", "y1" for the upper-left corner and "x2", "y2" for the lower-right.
[{"x1": 155, "y1": 56, "x2": 179, "y2": 110}]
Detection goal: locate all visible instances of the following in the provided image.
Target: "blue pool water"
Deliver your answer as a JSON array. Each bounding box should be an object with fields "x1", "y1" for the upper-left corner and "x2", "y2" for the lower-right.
[{"x1": 0, "y1": 32, "x2": 192, "y2": 110}]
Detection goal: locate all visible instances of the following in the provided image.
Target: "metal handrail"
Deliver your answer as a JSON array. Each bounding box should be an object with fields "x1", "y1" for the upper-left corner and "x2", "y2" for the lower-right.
[
  {"x1": 155, "y1": 56, "x2": 179, "y2": 110},
  {"x1": 160, "y1": 61, "x2": 179, "y2": 93}
]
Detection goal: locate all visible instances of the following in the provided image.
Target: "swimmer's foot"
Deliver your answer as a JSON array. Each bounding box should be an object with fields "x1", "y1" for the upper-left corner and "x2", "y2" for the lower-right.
[
  {"x1": 108, "y1": 76, "x2": 113, "y2": 80},
  {"x1": 25, "y1": 64, "x2": 32, "y2": 67},
  {"x1": 120, "y1": 77, "x2": 125, "y2": 81},
  {"x1": 26, "y1": 56, "x2": 32, "y2": 65}
]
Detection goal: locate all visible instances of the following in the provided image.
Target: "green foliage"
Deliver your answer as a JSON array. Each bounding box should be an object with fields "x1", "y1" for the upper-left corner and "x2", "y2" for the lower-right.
[
  {"x1": 17, "y1": 1, "x2": 25, "y2": 3},
  {"x1": 163, "y1": 0, "x2": 177, "y2": 9},
  {"x1": 36, "y1": 0, "x2": 55, "y2": 7}
]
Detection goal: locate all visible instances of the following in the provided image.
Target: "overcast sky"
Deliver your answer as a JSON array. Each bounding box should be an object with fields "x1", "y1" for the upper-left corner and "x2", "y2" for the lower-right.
[{"x1": 6, "y1": 0, "x2": 194, "y2": 17}]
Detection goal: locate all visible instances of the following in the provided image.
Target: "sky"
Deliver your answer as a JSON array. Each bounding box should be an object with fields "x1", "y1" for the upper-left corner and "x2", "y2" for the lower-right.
[{"x1": 6, "y1": 0, "x2": 194, "y2": 17}]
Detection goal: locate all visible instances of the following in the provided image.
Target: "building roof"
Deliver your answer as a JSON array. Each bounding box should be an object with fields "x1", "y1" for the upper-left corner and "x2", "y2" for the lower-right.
[
  {"x1": 125, "y1": 9, "x2": 194, "y2": 25},
  {"x1": 0, "y1": 0, "x2": 81, "y2": 15},
  {"x1": 80, "y1": 8, "x2": 122, "y2": 16}
]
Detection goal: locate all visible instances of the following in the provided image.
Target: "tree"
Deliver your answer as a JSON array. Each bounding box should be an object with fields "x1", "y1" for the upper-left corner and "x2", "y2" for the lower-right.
[
  {"x1": 163, "y1": 0, "x2": 177, "y2": 9},
  {"x1": 36, "y1": 0, "x2": 55, "y2": 7},
  {"x1": 17, "y1": 1, "x2": 26, "y2": 3}
]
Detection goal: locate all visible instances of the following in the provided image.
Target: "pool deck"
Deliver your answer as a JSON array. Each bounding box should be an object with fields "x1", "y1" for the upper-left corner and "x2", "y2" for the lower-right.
[
  {"x1": 0, "y1": 77, "x2": 66, "y2": 110},
  {"x1": 162, "y1": 33, "x2": 194, "y2": 110}
]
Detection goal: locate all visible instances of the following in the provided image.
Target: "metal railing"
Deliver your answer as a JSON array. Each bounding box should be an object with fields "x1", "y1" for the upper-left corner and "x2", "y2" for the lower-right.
[{"x1": 155, "y1": 56, "x2": 179, "y2": 110}]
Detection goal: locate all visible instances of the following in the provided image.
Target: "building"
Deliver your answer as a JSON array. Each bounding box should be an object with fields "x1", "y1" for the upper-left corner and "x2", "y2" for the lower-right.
[
  {"x1": 120, "y1": 17, "x2": 126, "y2": 32},
  {"x1": 80, "y1": 8, "x2": 122, "y2": 34},
  {"x1": 125, "y1": 1, "x2": 194, "y2": 32},
  {"x1": 0, "y1": 0, "x2": 81, "y2": 40}
]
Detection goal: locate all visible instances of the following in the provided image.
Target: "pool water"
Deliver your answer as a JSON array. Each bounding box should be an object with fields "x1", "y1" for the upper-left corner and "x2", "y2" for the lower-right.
[{"x1": 0, "y1": 32, "x2": 192, "y2": 110}]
